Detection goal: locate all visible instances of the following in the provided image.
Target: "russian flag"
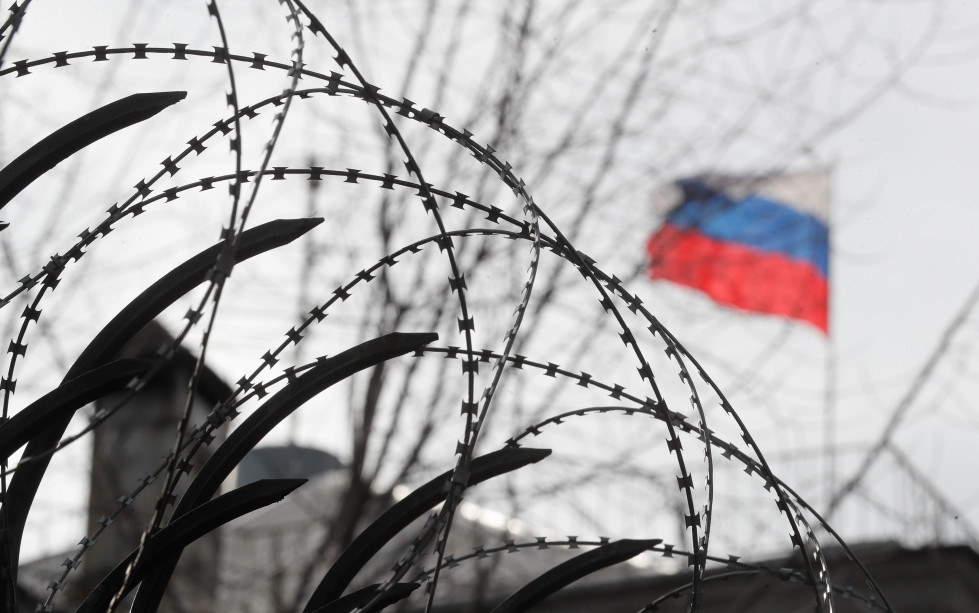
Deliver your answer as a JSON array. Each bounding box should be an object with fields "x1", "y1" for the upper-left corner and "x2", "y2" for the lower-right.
[{"x1": 646, "y1": 172, "x2": 829, "y2": 333}]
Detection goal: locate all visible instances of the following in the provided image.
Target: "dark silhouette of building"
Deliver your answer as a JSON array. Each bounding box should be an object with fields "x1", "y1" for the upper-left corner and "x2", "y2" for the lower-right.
[{"x1": 424, "y1": 542, "x2": 979, "y2": 612}]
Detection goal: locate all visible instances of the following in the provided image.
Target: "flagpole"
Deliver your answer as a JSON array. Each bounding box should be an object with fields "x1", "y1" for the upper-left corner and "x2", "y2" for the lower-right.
[
  {"x1": 823, "y1": 162, "x2": 837, "y2": 508},
  {"x1": 824, "y1": 315, "x2": 836, "y2": 506}
]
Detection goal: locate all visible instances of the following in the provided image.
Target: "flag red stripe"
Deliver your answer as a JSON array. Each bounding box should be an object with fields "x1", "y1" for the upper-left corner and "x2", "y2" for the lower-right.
[{"x1": 647, "y1": 225, "x2": 828, "y2": 333}]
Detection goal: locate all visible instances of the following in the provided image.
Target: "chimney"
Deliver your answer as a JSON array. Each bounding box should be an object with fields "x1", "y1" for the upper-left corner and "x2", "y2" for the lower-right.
[{"x1": 80, "y1": 321, "x2": 228, "y2": 612}]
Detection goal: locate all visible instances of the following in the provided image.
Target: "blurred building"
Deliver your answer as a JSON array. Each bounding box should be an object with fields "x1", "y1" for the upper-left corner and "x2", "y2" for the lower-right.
[
  {"x1": 16, "y1": 322, "x2": 229, "y2": 612},
  {"x1": 15, "y1": 325, "x2": 979, "y2": 611}
]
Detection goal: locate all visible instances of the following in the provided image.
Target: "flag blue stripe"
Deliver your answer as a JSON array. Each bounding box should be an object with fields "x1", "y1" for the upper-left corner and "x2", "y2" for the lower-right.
[{"x1": 667, "y1": 185, "x2": 828, "y2": 277}]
